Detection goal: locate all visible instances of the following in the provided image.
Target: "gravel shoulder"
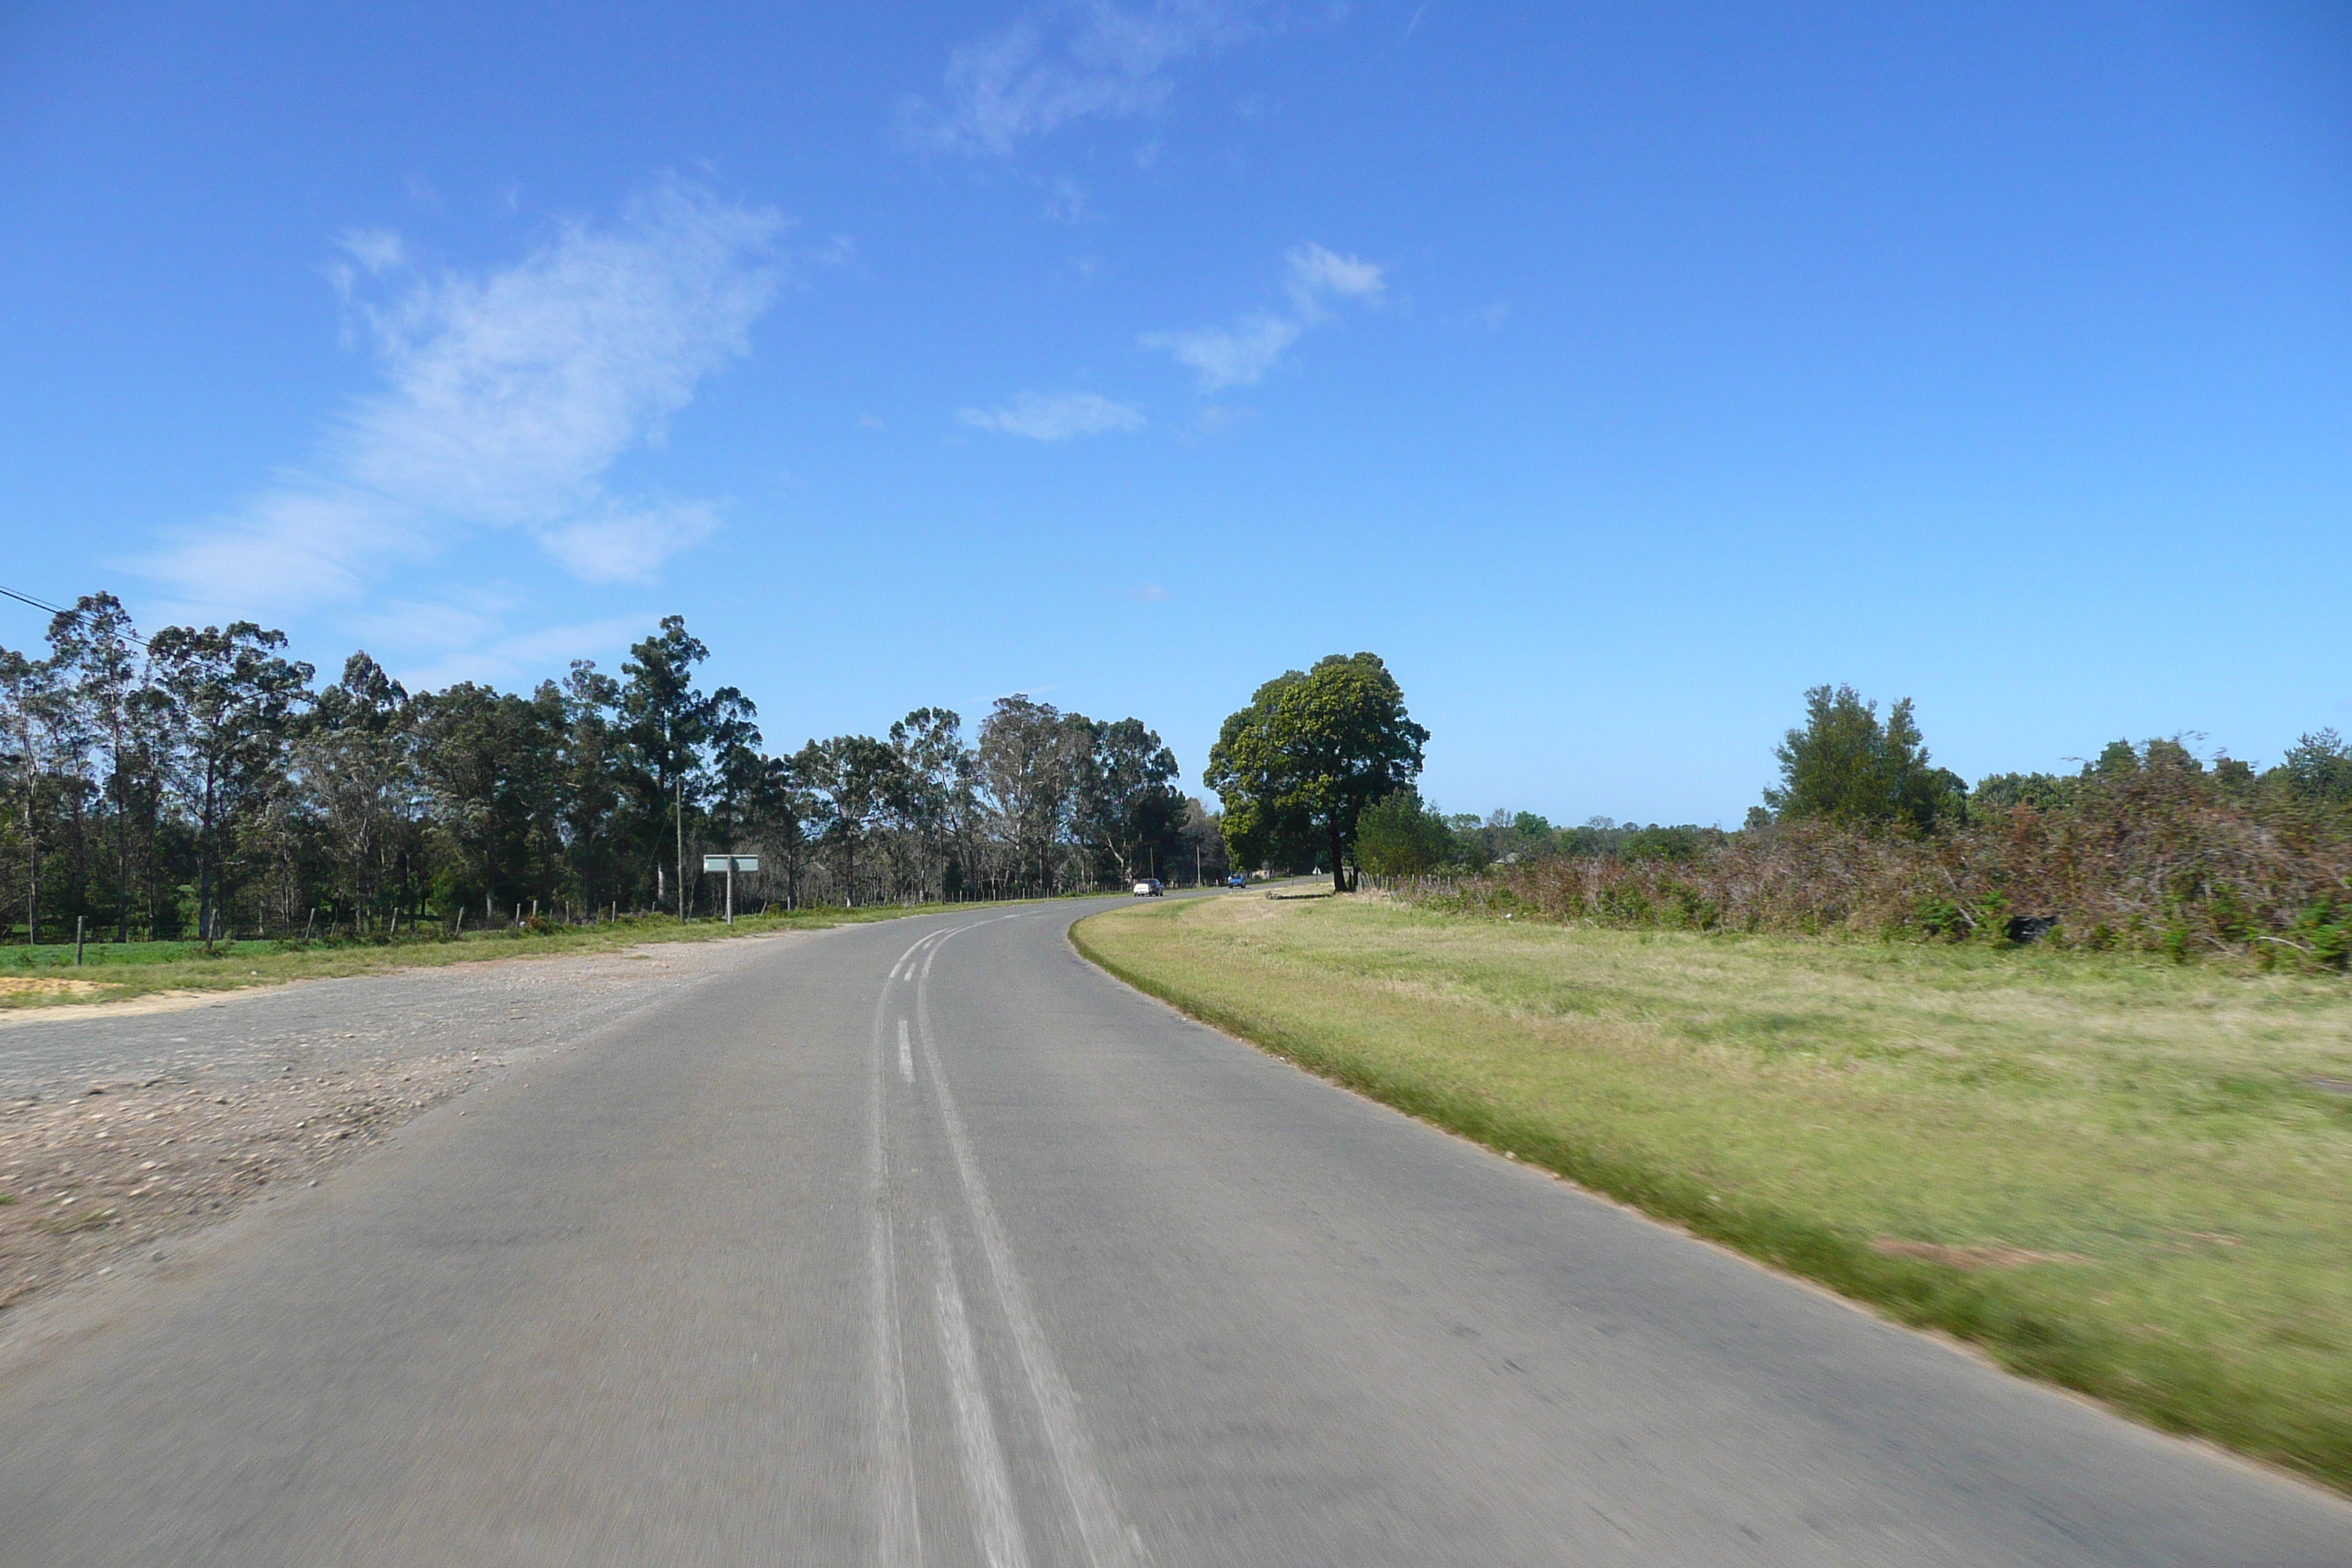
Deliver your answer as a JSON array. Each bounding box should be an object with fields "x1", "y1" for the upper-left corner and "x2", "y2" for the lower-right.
[{"x1": 0, "y1": 931, "x2": 815, "y2": 1316}]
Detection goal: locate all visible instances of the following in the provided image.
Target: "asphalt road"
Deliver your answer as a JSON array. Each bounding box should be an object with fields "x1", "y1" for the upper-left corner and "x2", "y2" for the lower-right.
[{"x1": 1, "y1": 897, "x2": 2347, "y2": 1567}]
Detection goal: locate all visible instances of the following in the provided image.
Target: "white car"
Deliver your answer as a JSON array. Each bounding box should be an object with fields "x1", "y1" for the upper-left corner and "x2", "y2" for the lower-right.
[{"x1": 1132, "y1": 878, "x2": 1164, "y2": 897}]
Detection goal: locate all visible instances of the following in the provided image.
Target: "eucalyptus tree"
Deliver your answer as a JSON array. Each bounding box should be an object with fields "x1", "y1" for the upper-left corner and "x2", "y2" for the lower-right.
[
  {"x1": 792, "y1": 734, "x2": 900, "y2": 903},
  {"x1": 554, "y1": 660, "x2": 628, "y2": 917},
  {"x1": 978, "y1": 696, "x2": 1088, "y2": 894},
  {"x1": 889, "y1": 707, "x2": 971, "y2": 900},
  {"x1": 744, "y1": 752, "x2": 818, "y2": 908},
  {"x1": 0, "y1": 647, "x2": 70, "y2": 941},
  {"x1": 150, "y1": 622, "x2": 313, "y2": 943},
  {"x1": 299, "y1": 653, "x2": 417, "y2": 927},
  {"x1": 1077, "y1": 716, "x2": 1183, "y2": 884},
  {"x1": 410, "y1": 683, "x2": 545, "y2": 923},
  {"x1": 48, "y1": 595, "x2": 170, "y2": 938},
  {"x1": 621, "y1": 617, "x2": 756, "y2": 918}
]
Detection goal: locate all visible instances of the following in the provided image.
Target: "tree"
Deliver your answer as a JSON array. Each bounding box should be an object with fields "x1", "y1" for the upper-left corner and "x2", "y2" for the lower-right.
[
  {"x1": 1178, "y1": 797, "x2": 1229, "y2": 886},
  {"x1": 1077, "y1": 717, "x2": 1184, "y2": 883},
  {"x1": 1206, "y1": 653, "x2": 1428, "y2": 892},
  {"x1": 1761, "y1": 685, "x2": 1964, "y2": 834},
  {"x1": 150, "y1": 622, "x2": 312, "y2": 943},
  {"x1": 4, "y1": 592, "x2": 1221, "y2": 937},
  {"x1": 620, "y1": 617, "x2": 755, "y2": 919},
  {"x1": 743, "y1": 753, "x2": 818, "y2": 908},
  {"x1": 300, "y1": 655, "x2": 415, "y2": 923},
  {"x1": 553, "y1": 660, "x2": 627, "y2": 917},
  {"x1": 978, "y1": 696, "x2": 1088, "y2": 893},
  {"x1": 48, "y1": 595, "x2": 168, "y2": 940},
  {"x1": 889, "y1": 708, "x2": 973, "y2": 900},
  {"x1": 2280, "y1": 728, "x2": 2352, "y2": 805},
  {"x1": 0, "y1": 647, "x2": 70, "y2": 942},
  {"x1": 1354, "y1": 789, "x2": 1457, "y2": 876},
  {"x1": 793, "y1": 735, "x2": 900, "y2": 902}
]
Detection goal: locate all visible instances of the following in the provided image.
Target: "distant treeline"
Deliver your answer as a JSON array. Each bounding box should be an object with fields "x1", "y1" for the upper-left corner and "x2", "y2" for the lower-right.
[
  {"x1": 0, "y1": 594, "x2": 1224, "y2": 944},
  {"x1": 1362, "y1": 685, "x2": 2352, "y2": 968}
]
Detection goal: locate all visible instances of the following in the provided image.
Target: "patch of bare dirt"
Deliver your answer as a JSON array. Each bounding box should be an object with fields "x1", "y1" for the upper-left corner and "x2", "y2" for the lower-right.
[
  {"x1": 0, "y1": 978, "x2": 101, "y2": 998},
  {"x1": 0, "y1": 1054, "x2": 484, "y2": 1310},
  {"x1": 1871, "y1": 1237, "x2": 2089, "y2": 1270},
  {"x1": 0, "y1": 932, "x2": 806, "y2": 1313}
]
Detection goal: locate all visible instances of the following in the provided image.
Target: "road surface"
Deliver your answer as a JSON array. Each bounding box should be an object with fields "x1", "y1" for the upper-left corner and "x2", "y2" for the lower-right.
[{"x1": 0, "y1": 897, "x2": 2345, "y2": 1566}]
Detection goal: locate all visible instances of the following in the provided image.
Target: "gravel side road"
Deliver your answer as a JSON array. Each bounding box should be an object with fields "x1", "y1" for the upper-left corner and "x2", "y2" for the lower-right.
[{"x1": 0, "y1": 933, "x2": 808, "y2": 1313}]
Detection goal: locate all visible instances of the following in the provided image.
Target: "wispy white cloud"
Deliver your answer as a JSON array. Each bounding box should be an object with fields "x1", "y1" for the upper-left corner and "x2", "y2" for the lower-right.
[
  {"x1": 143, "y1": 178, "x2": 784, "y2": 615},
  {"x1": 391, "y1": 613, "x2": 655, "y2": 692},
  {"x1": 535, "y1": 500, "x2": 723, "y2": 585},
  {"x1": 1139, "y1": 314, "x2": 1302, "y2": 393},
  {"x1": 339, "y1": 226, "x2": 408, "y2": 276},
  {"x1": 1143, "y1": 242, "x2": 1384, "y2": 391},
  {"x1": 905, "y1": 1, "x2": 1267, "y2": 156},
  {"x1": 1284, "y1": 242, "x2": 1384, "y2": 309},
  {"x1": 957, "y1": 390, "x2": 1145, "y2": 442}
]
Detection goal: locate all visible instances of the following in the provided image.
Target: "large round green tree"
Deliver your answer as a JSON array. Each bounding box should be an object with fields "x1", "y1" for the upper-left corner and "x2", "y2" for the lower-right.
[{"x1": 1205, "y1": 653, "x2": 1428, "y2": 892}]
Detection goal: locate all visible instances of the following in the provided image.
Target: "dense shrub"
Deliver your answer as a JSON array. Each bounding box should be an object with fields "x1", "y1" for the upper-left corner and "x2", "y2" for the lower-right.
[{"x1": 1401, "y1": 749, "x2": 2352, "y2": 970}]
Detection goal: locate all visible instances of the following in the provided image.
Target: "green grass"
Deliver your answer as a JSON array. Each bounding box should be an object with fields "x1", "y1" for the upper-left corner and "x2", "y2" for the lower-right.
[
  {"x1": 0, "y1": 900, "x2": 1017, "y2": 1010},
  {"x1": 1074, "y1": 892, "x2": 2352, "y2": 1492}
]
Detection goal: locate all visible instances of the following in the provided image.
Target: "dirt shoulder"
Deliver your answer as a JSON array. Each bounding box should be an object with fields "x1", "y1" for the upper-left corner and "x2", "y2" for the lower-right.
[{"x1": 0, "y1": 932, "x2": 807, "y2": 1316}]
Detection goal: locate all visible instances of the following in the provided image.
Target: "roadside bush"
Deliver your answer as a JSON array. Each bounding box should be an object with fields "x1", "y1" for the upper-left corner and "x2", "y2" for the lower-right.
[{"x1": 1414, "y1": 750, "x2": 2352, "y2": 968}]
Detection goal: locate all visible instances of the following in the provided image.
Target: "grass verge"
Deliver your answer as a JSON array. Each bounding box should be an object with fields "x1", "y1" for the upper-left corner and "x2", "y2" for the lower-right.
[
  {"x1": 1073, "y1": 892, "x2": 2352, "y2": 1492},
  {"x1": 0, "y1": 901, "x2": 1013, "y2": 1011}
]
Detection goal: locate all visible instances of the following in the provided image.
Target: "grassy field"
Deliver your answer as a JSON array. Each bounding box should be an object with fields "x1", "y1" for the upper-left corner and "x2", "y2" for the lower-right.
[
  {"x1": 0, "y1": 900, "x2": 1007, "y2": 1011},
  {"x1": 1074, "y1": 892, "x2": 2352, "y2": 1491}
]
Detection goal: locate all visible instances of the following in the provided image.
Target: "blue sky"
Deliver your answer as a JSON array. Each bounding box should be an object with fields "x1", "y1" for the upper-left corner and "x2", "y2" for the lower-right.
[{"x1": 4, "y1": 1, "x2": 2348, "y2": 825}]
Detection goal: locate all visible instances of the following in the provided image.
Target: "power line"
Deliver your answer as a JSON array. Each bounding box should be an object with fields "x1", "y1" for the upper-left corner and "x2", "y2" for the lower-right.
[{"x1": 0, "y1": 584, "x2": 152, "y2": 649}]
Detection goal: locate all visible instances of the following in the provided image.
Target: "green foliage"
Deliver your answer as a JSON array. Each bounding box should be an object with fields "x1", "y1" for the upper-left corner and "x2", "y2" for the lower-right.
[
  {"x1": 1972, "y1": 772, "x2": 2079, "y2": 813},
  {"x1": 1623, "y1": 823, "x2": 1711, "y2": 862},
  {"x1": 1205, "y1": 652, "x2": 1428, "y2": 892},
  {"x1": 1763, "y1": 685, "x2": 1965, "y2": 833},
  {"x1": 1, "y1": 594, "x2": 1214, "y2": 941},
  {"x1": 1354, "y1": 789, "x2": 1459, "y2": 875},
  {"x1": 2090, "y1": 738, "x2": 2143, "y2": 777},
  {"x1": 2280, "y1": 729, "x2": 2352, "y2": 805}
]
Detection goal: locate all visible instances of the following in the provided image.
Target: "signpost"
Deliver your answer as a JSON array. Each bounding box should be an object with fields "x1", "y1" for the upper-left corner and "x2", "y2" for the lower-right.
[{"x1": 701, "y1": 853, "x2": 761, "y2": 924}]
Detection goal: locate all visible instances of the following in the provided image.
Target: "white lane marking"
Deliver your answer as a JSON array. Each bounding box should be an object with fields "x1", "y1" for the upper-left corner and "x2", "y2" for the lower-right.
[
  {"x1": 930, "y1": 1214, "x2": 1033, "y2": 1568},
  {"x1": 869, "y1": 971, "x2": 924, "y2": 1566},
  {"x1": 892, "y1": 927, "x2": 954, "y2": 981},
  {"x1": 899, "y1": 1018, "x2": 914, "y2": 1084},
  {"x1": 916, "y1": 932, "x2": 1150, "y2": 1568}
]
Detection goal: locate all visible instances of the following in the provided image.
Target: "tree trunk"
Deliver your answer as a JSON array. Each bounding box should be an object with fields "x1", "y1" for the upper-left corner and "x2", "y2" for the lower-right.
[{"x1": 1327, "y1": 819, "x2": 1348, "y2": 894}]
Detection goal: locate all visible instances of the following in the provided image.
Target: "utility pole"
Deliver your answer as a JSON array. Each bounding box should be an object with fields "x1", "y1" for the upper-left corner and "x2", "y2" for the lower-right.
[{"x1": 676, "y1": 773, "x2": 686, "y2": 922}]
